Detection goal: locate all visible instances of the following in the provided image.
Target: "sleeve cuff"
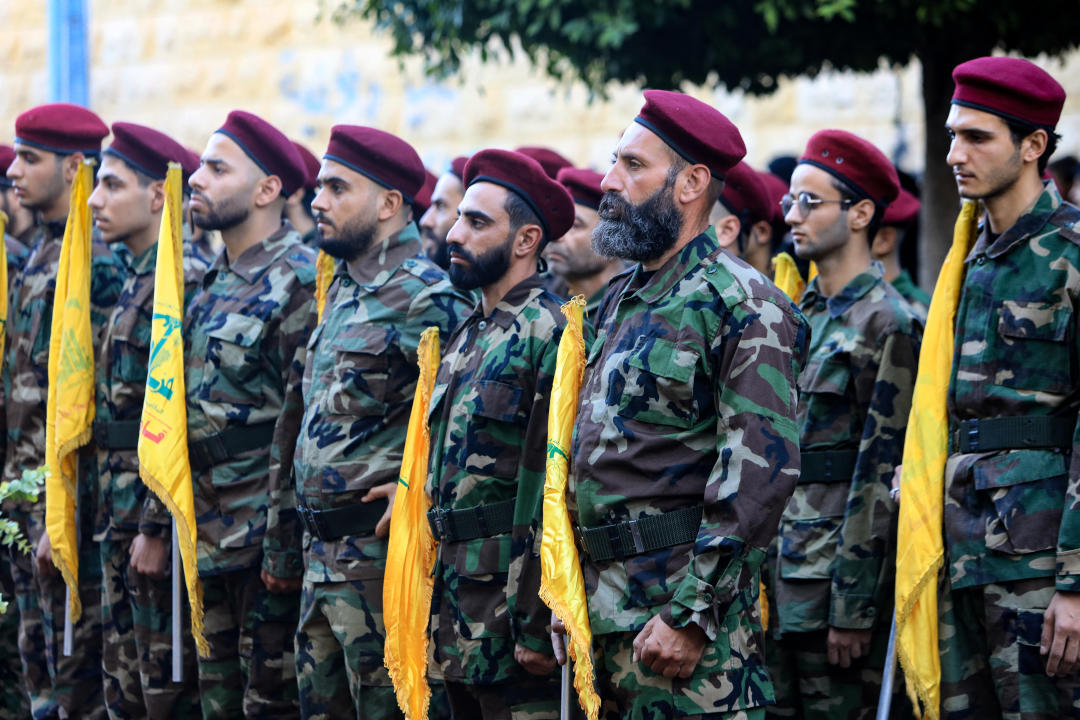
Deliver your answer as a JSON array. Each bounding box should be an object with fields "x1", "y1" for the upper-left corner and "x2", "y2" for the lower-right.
[
  {"x1": 1056, "y1": 548, "x2": 1080, "y2": 591},
  {"x1": 828, "y1": 592, "x2": 878, "y2": 630},
  {"x1": 514, "y1": 630, "x2": 553, "y2": 655},
  {"x1": 663, "y1": 572, "x2": 722, "y2": 641}
]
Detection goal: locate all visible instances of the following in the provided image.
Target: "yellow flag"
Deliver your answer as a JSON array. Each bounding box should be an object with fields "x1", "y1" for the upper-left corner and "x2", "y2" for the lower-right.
[
  {"x1": 138, "y1": 164, "x2": 208, "y2": 656},
  {"x1": 314, "y1": 250, "x2": 335, "y2": 323},
  {"x1": 0, "y1": 209, "x2": 8, "y2": 368},
  {"x1": 895, "y1": 199, "x2": 979, "y2": 719},
  {"x1": 539, "y1": 296, "x2": 600, "y2": 720},
  {"x1": 772, "y1": 251, "x2": 806, "y2": 303},
  {"x1": 808, "y1": 260, "x2": 818, "y2": 284},
  {"x1": 385, "y1": 326, "x2": 441, "y2": 720},
  {"x1": 44, "y1": 160, "x2": 96, "y2": 622}
]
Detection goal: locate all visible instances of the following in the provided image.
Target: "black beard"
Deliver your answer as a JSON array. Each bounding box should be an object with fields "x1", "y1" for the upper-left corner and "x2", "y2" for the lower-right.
[
  {"x1": 191, "y1": 190, "x2": 250, "y2": 232},
  {"x1": 423, "y1": 229, "x2": 452, "y2": 270},
  {"x1": 448, "y1": 234, "x2": 513, "y2": 290},
  {"x1": 591, "y1": 180, "x2": 683, "y2": 263},
  {"x1": 315, "y1": 213, "x2": 376, "y2": 261}
]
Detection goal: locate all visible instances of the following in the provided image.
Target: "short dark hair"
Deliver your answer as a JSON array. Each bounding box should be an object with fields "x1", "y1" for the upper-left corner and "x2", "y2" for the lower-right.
[
  {"x1": 830, "y1": 177, "x2": 883, "y2": 242},
  {"x1": 1005, "y1": 119, "x2": 1060, "y2": 175},
  {"x1": 504, "y1": 189, "x2": 543, "y2": 245}
]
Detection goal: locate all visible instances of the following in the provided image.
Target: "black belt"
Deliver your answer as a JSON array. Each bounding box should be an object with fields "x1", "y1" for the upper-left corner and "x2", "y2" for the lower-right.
[
  {"x1": 799, "y1": 449, "x2": 858, "y2": 485},
  {"x1": 297, "y1": 497, "x2": 389, "y2": 541},
  {"x1": 188, "y1": 420, "x2": 276, "y2": 471},
  {"x1": 427, "y1": 499, "x2": 515, "y2": 543},
  {"x1": 954, "y1": 416, "x2": 1074, "y2": 453},
  {"x1": 577, "y1": 505, "x2": 702, "y2": 562},
  {"x1": 92, "y1": 420, "x2": 140, "y2": 450}
]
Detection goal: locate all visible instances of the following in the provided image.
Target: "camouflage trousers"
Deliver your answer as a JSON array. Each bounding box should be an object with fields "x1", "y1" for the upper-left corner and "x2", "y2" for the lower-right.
[
  {"x1": 592, "y1": 629, "x2": 771, "y2": 720},
  {"x1": 0, "y1": 551, "x2": 30, "y2": 720},
  {"x1": 8, "y1": 518, "x2": 105, "y2": 720},
  {"x1": 443, "y1": 676, "x2": 560, "y2": 720},
  {"x1": 197, "y1": 564, "x2": 301, "y2": 719},
  {"x1": 99, "y1": 537, "x2": 200, "y2": 719},
  {"x1": 764, "y1": 626, "x2": 907, "y2": 720},
  {"x1": 940, "y1": 576, "x2": 1080, "y2": 720}
]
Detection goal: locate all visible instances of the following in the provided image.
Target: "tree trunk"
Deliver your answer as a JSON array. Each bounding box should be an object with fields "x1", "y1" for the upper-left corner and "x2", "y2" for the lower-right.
[{"x1": 916, "y1": 41, "x2": 992, "y2": 291}]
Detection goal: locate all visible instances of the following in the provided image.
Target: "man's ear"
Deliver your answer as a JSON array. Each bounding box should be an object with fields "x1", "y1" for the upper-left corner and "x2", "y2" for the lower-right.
[
  {"x1": 749, "y1": 220, "x2": 772, "y2": 247},
  {"x1": 376, "y1": 188, "x2": 405, "y2": 222},
  {"x1": 63, "y1": 153, "x2": 83, "y2": 183},
  {"x1": 871, "y1": 225, "x2": 898, "y2": 259},
  {"x1": 848, "y1": 197, "x2": 876, "y2": 234},
  {"x1": 713, "y1": 214, "x2": 742, "y2": 252},
  {"x1": 514, "y1": 224, "x2": 543, "y2": 259},
  {"x1": 253, "y1": 174, "x2": 284, "y2": 208},
  {"x1": 149, "y1": 179, "x2": 166, "y2": 214},
  {"x1": 677, "y1": 164, "x2": 713, "y2": 206}
]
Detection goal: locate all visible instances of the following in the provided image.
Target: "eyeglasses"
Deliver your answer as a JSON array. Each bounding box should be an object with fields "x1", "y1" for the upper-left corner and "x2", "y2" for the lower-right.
[{"x1": 780, "y1": 192, "x2": 853, "y2": 219}]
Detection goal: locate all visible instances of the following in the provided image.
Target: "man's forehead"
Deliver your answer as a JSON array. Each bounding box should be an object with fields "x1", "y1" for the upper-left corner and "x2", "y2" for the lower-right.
[
  {"x1": 789, "y1": 163, "x2": 833, "y2": 192},
  {"x1": 433, "y1": 172, "x2": 464, "y2": 202},
  {"x1": 97, "y1": 153, "x2": 133, "y2": 181},
  {"x1": 614, "y1": 122, "x2": 668, "y2": 157},
  {"x1": 202, "y1": 132, "x2": 250, "y2": 166},
  {"x1": 460, "y1": 181, "x2": 509, "y2": 215},
  {"x1": 946, "y1": 103, "x2": 1008, "y2": 133},
  {"x1": 13, "y1": 141, "x2": 53, "y2": 159},
  {"x1": 316, "y1": 157, "x2": 364, "y2": 185}
]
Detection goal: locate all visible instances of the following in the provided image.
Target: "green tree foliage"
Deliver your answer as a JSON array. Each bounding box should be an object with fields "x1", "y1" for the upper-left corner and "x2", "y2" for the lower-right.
[{"x1": 0, "y1": 466, "x2": 45, "y2": 612}]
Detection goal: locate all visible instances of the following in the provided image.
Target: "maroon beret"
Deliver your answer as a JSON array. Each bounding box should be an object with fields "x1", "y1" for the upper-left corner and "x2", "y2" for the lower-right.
[
  {"x1": 449, "y1": 155, "x2": 470, "y2": 180},
  {"x1": 718, "y1": 162, "x2": 772, "y2": 225},
  {"x1": 556, "y1": 167, "x2": 604, "y2": 210},
  {"x1": 464, "y1": 149, "x2": 575, "y2": 243},
  {"x1": 0, "y1": 145, "x2": 15, "y2": 181},
  {"x1": 634, "y1": 90, "x2": 745, "y2": 179},
  {"x1": 181, "y1": 147, "x2": 202, "y2": 190},
  {"x1": 292, "y1": 141, "x2": 321, "y2": 192},
  {"x1": 15, "y1": 103, "x2": 108, "y2": 155},
  {"x1": 325, "y1": 125, "x2": 425, "y2": 202},
  {"x1": 215, "y1": 110, "x2": 306, "y2": 196},
  {"x1": 882, "y1": 188, "x2": 920, "y2": 227},
  {"x1": 952, "y1": 57, "x2": 1065, "y2": 129},
  {"x1": 413, "y1": 170, "x2": 438, "y2": 215},
  {"x1": 104, "y1": 122, "x2": 189, "y2": 181},
  {"x1": 799, "y1": 129, "x2": 899, "y2": 207},
  {"x1": 757, "y1": 170, "x2": 790, "y2": 225},
  {"x1": 515, "y1": 146, "x2": 573, "y2": 180}
]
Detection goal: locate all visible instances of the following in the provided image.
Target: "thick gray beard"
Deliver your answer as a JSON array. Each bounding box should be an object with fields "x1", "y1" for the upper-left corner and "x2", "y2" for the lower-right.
[{"x1": 591, "y1": 183, "x2": 683, "y2": 263}]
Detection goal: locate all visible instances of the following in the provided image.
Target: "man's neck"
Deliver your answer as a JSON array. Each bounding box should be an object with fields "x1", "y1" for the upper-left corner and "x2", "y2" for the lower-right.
[
  {"x1": 876, "y1": 251, "x2": 901, "y2": 284},
  {"x1": 983, "y1": 171, "x2": 1045, "y2": 236},
  {"x1": 40, "y1": 192, "x2": 71, "y2": 225},
  {"x1": 814, "y1": 240, "x2": 871, "y2": 298},
  {"x1": 344, "y1": 218, "x2": 408, "y2": 278},
  {"x1": 481, "y1": 260, "x2": 535, "y2": 316},
  {"x1": 567, "y1": 262, "x2": 622, "y2": 301},
  {"x1": 286, "y1": 205, "x2": 315, "y2": 238},
  {"x1": 122, "y1": 217, "x2": 160, "y2": 259},
  {"x1": 221, "y1": 212, "x2": 282, "y2": 265}
]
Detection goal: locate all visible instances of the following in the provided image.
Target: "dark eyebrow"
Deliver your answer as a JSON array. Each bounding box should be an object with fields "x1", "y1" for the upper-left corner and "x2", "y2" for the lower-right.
[
  {"x1": 316, "y1": 174, "x2": 349, "y2": 188},
  {"x1": 96, "y1": 169, "x2": 124, "y2": 185},
  {"x1": 461, "y1": 208, "x2": 494, "y2": 224},
  {"x1": 201, "y1": 156, "x2": 228, "y2": 167}
]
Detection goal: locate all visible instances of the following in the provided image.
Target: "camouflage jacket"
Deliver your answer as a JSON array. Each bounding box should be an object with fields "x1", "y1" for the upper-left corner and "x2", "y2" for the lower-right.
[
  {"x1": 944, "y1": 183, "x2": 1080, "y2": 592},
  {"x1": 427, "y1": 274, "x2": 569, "y2": 685},
  {"x1": 2, "y1": 222, "x2": 125, "y2": 536},
  {"x1": 294, "y1": 224, "x2": 470, "y2": 583},
  {"x1": 569, "y1": 234, "x2": 808, "y2": 709},
  {"x1": 184, "y1": 223, "x2": 316, "y2": 578},
  {"x1": 93, "y1": 241, "x2": 210, "y2": 542},
  {"x1": 891, "y1": 269, "x2": 929, "y2": 323},
  {"x1": 775, "y1": 263, "x2": 921, "y2": 635}
]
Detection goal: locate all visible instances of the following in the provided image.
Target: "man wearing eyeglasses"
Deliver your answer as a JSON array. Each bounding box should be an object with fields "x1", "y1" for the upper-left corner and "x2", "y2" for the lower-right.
[{"x1": 766, "y1": 130, "x2": 922, "y2": 720}]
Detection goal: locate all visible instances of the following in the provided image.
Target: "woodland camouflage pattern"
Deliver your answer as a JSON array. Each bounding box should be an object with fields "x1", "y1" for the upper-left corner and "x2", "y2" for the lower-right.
[
  {"x1": 775, "y1": 262, "x2": 921, "y2": 635},
  {"x1": 427, "y1": 274, "x2": 568, "y2": 687},
  {"x1": 890, "y1": 269, "x2": 929, "y2": 323},
  {"x1": 569, "y1": 232, "x2": 809, "y2": 715}
]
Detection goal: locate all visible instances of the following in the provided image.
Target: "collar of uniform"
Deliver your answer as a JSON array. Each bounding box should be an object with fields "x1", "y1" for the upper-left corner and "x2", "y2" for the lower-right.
[
  {"x1": 470, "y1": 273, "x2": 546, "y2": 329},
  {"x1": 801, "y1": 261, "x2": 884, "y2": 319},
  {"x1": 973, "y1": 180, "x2": 1062, "y2": 260},
  {"x1": 343, "y1": 222, "x2": 422, "y2": 288},
  {"x1": 630, "y1": 231, "x2": 719, "y2": 305},
  {"x1": 207, "y1": 221, "x2": 296, "y2": 285},
  {"x1": 129, "y1": 242, "x2": 157, "y2": 275}
]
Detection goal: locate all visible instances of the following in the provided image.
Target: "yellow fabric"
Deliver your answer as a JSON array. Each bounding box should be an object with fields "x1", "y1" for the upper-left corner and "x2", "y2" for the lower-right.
[
  {"x1": 808, "y1": 260, "x2": 818, "y2": 284},
  {"x1": 539, "y1": 296, "x2": 600, "y2": 720},
  {"x1": 0, "y1": 209, "x2": 8, "y2": 368},
  {"x1": 895, "y1": 199, "x2": 979, "y2": 719},
  {"x1": 772, "y1": 252, "x2": 807, "y2": 304},
  {"x1": 315, "y1": 250, "x2": 334, "y2": 323},
  {"x1": 45, "y1": 161, "x2": 96, "y2": 622},
  {"x1": 384, "y1": 326, "x2": 440, "y2": 720},
  {"x1": 138, "y1": 164, "x2": 208, "y2": 656}
]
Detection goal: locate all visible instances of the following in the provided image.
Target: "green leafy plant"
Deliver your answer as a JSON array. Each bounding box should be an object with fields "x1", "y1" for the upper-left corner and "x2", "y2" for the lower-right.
[{"x1": 0, "y1": 466, "x2": 46, "y2": 612}]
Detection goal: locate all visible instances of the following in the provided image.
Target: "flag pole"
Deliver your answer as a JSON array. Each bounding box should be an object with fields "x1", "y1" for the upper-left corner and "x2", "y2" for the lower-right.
[
  {"x1": 171, "y1": 518, "x2": 182, "y2": 682},
  {"x1": 62, "y1": 470, "x2": 78, "y2": 657},
  {"x1": 560, "y1": 635, "x2": 571, "y2": 720},
  {"x1": 875, "y1": 614, "x2": 898, "y2": 720}
]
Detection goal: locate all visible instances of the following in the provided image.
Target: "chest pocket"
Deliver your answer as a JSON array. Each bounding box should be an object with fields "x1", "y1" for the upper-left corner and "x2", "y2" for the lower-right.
[
  {"x1": 617, "y1": 336, "x2": 699, "y2": 429},
  {"x1": 204, "y1": 313, "x2": 265, "y2": 404},
  {"x1": 110, "y1": 321, "x2": 152, "y2": 383},
  {"x1": 319, "y1": 326, "x2": 391, "y2": 416},
  {"x1": 993, "y1": 300, "x2": 1073, "y2": 394},
  {"x1": 463, "y1": 378, "x2": 527, "y2": 480},
  {"x1": 797, "y1": 352, "x2": 855, "y2": 443}
]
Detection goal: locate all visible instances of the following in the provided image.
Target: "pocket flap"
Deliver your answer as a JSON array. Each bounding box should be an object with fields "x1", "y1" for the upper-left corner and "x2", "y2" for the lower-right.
[
  {"x1": 626, "y1": 336, "x2": 697, "y2": 384},
  {"x1": 799, "y1": 353, "x2": 850, "y2": 395},
  {"x1": 973, "y1": 449, "x2": 1067, "y2": 490},
  {"x1": 329, "y1": 325, "x2": 388, "y2": 354},
  {"x1": 998, "y1": 300, "x2": 1070, "y2": 342},
  {"x1": 206, "y1": 313, "x2": 264, "y2": 347},
  {"x1": 472, "y1": 379, "x2": 525, "y2": 423}
]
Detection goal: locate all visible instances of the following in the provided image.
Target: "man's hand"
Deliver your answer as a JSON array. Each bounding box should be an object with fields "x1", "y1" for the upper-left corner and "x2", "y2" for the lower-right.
[
  {"x1": 891, "y1": 464, "x2": 902, "y2": 505},
  {"x1": 632, "y1": 613, "x2": 707, "y2": 679},
  {"x1": 129, "y1": 533, "x2": 169, "y2": 579},
  {"x1": 827, "y1": 627, "x2": 872, "y2": 668},
  {"x1": 1042, "y1": 591, "x2": 1080, "y2": 677},
  {"x1": 551, "y1": 613, "x2": 568, "y2": 666},
  {"x1": 362, "y1": 482, "x2": 397, "y2": 539},
  {"x1": 260, "y1": 569, "x2": 302, "y2": 594},
  {"x1": 515, "y1": 642, "x2": 558, "y2": 676},
  {"x1": 36, "y1": 530, "x2": 56, "y2": 576}
]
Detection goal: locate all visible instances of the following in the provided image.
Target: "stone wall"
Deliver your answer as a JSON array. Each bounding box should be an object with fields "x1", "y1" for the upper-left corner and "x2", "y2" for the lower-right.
[{"x1": 0, "y1": 1, "x2": 1078, "y2": 179}]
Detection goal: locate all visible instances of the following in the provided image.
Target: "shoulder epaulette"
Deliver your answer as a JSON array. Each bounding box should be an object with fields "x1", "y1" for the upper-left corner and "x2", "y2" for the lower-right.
[
  {"x1": 1050, "y1": 202, "x2": 1080, "y2": 245},
  {"x1": 284, "y1": 249, "x2": 316, "y2": 285},
  {"x1": 400, "y1": 256, "x2": 443, "y2": 287}
]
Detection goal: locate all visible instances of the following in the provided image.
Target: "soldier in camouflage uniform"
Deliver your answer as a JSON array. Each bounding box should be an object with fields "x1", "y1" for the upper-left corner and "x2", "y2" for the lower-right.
[
  {"x1": 184, "y1": 110, "x2": 315, "y2": 719},
  {"x1": 291, "y1": 125, "x2": 470, "y2": 720},
  {"x1": 931, "y1": 57, "x2": 1080, "y2": 719},
  {"x1": 418, "y1": 156, "x2": 468, "y2": 271},
  {"x1": 87, "y1": 122, "x2": 209, "y2": 719},
  {"x1": 544, "y1": 167, "x2": 625, "y2": 325},
  {"x1": 767, "y1": 130, "x2": 922, "y2": 720},
  {"x1": 562, "y1": 90, "x2": 809, "y2": 720},
  {"x1": 708, "y1": 161, "x2": 777, "y2": 278},
  {"x1": 2, "y1": 103, "x2": 126, "y2": 720},
  {"x1": 871, "y1": 188, "x2": 929, "y2": 323},
  {"x1": 0, "y1": 145, "x2": 34, "y2": 258},
  {"x1": 426, "y1": 149, "x2": 577, "y2": 719}
]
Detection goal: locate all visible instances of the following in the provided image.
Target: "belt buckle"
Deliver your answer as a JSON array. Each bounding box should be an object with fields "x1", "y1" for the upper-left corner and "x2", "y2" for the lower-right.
[
  {"x1": 627, "y1": 518, "x2": 645, "y2": 555},
  {"x1": 966, "y1": 418, "x2": 980, "y2": 452},
  {"x1": 299, "y1": 505, "x2": 322, "y2": 540},
  {"x1": 430, "y1": 507, "x2": 446, "y2": 540}
]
